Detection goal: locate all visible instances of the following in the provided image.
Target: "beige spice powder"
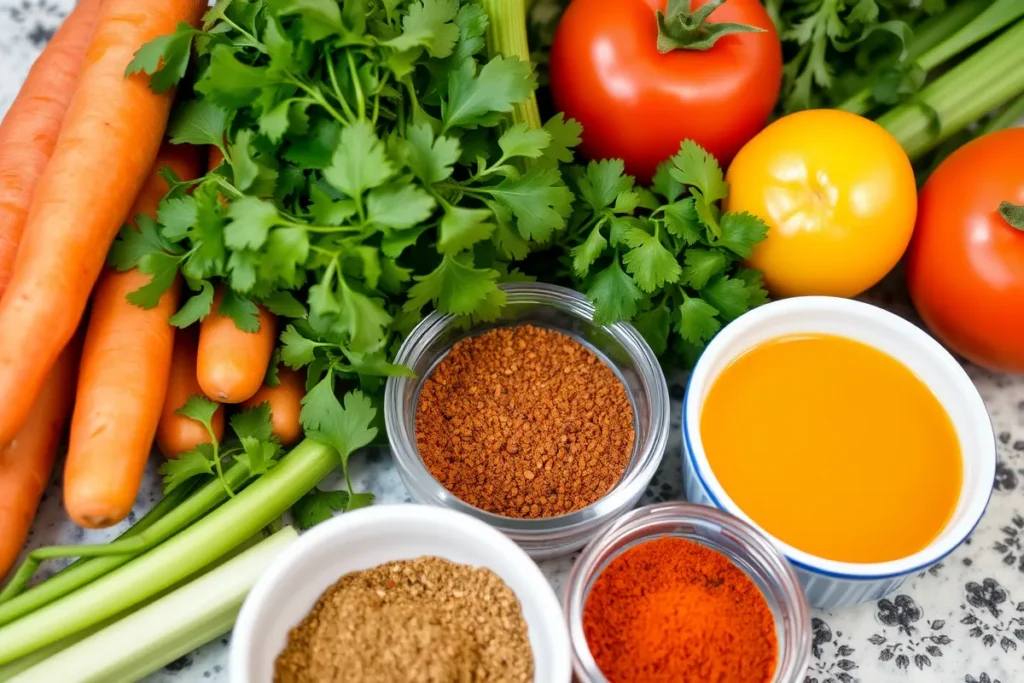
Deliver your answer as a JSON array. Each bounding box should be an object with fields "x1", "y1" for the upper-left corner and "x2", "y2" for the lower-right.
[
  {"x1": 274, "y1": 557, "x2": 534, "y2": 683},
  {"x1": 415, "y1": 324, "x2": 635, "y2": 518}
]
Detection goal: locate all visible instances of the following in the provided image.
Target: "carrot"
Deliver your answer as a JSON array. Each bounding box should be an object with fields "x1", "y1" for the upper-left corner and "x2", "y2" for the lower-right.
[
  {"x1": 0, "y1": 342, "x2": 78, "y2": 579},
  {"x1": 197, "y1": 289, "x2": 278, "y2": 404},
  {"x1": 243, "y1": 367, "x2": 306, "y2": 446},
  {"x1": 208, "y1": 146, "x2": 225, "y2": 171},
  {"x1": 0, "y1": 0, "x2": 101, "y2": 301},
  {"x1": 0, "y1": 0, "x2": 207, "y2": 448},
  {"x1": 157, "y1": 327, "x2": 225, "y2": 459},
  {"x1": 63, "y1": 145, "x2": 202, "y2": 530}
]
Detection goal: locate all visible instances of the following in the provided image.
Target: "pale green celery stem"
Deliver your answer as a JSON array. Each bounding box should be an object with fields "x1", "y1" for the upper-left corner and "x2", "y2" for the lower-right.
[
  {"x1": 0, "y1": 439, "x2": 336, "y2": 665},
  {"x1": 981, "y1": 91, "x2": 1024, "y2": 134},
  {"x1": 8, "y1": 528, "x2": 298, "y2": 683},
  {"x1": 878, "y1": 18, "x2": 1024, "y2": 161},
  {"x1": 0, "y1": 466, "x2": 249, "y2": 628},
  {"x1": 839, "y1": 0, "x2": 997, "y2": 115},
  {"x1": 482, "y1": 0, "x2": 542, "y2": 129}
]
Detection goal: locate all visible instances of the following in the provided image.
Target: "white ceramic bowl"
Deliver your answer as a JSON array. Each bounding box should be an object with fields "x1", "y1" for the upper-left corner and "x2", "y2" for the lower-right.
[
  {"x1": 682, "y1": 296, "x2": 996, "y2": 608},
  {"x1": 229, "y1": 505, "x2": 571, "y2": 682}
]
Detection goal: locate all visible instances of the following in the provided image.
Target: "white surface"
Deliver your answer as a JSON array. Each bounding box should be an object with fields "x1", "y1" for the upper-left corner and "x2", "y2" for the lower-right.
[{"x1": 230, "y1": 505, "x2": 570, "y2": 683}]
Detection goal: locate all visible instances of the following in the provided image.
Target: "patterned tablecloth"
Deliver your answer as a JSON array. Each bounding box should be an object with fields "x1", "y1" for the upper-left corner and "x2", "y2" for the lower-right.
[{"x1": 2, "y1": 3, "x2": 1024, "y2": 683}]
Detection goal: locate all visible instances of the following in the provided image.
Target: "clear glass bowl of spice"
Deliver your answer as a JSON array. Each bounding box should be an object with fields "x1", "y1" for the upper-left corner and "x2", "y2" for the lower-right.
[
  {"x1": 565, "y1": 502, "x2": 812, "y2": 683},
  {"x1": 385, "y1": 282, "x2": 671, "y2": 559}
]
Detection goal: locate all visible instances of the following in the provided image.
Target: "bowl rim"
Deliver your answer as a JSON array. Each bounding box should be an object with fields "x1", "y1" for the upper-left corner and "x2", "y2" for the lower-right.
[
  {"x1": 682, "y1": 296, "x2": 996, "y2": 580},
  {"x1": 563, "y1": 501, "x2": 812, "y2": 683},
  {"x1": 228, "y1": 504, "x2": 571, "y2": 682},
  {"x1": 383, "y1": 282, "x2": 671, "y2": 535}
]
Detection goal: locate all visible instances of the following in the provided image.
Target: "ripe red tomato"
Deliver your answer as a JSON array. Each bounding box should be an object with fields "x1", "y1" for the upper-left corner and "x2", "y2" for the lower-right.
[
  {"x1": 548, "y1": 0, "x2": 782, "y2": 182},
  {"x1": 906, "y1": 128, "x2": 1024, "y2": 374}
]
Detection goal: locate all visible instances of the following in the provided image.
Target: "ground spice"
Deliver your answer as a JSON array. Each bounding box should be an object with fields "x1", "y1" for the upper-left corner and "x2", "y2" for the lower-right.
[
  {"x1": 415, "y1": 324, "x2": 634, "y2": 518},
  {"x1": 274, "y1": 556, "x2": 533, "y2": 683},
  {"x1": 583, "y1": 536, "x2": 778, "y2": 683}
]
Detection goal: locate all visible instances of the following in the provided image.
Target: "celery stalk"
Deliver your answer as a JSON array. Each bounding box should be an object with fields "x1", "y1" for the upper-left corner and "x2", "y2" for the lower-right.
[
  {"x1": 482, "y1": 0, "x2": 541, "y2": 128},
  {"x1": 0, "y1": 464, "x2": 250, "y2": 627},
  {"x1": 0, "y1": 439, "x2": 336, "y2": 664},
  {"x1": 7, "y1": 528, "x2": 298, "y2": 683},
  {"x1": 878, "y1": 18, "x2": 1024, "y2": 161}
]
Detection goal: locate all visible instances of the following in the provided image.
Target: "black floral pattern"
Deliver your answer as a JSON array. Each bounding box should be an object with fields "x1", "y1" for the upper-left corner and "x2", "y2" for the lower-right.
[
  {"x1": 869, "y1": 596, "x2": 950, "y2": 670},
  {"x1": 804, "y1": 618, "x2": 859, "y2": 683},
  {"x1": 994, "y1": 514, "x2": 1024, "y2": 573},
  {"x1": 966, "y1": 675, "x2": 1002, "y2": 683},
  {"x1": 959, "y1": 579, "x2": 1024, "y2": 653},
  {"x1": 3, "y1": 0, "x2": 66, "y2": 48}
]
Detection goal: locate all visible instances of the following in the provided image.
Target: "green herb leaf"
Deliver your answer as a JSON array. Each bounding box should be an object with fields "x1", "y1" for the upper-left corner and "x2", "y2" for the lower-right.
[
  {"x1": 402, "y1": 124, "x2": 461, "y2": 184},
  {"x1": 678, "y1": 296, "x2": 721, "y2": 344},
  {"x1": 439, "y1": 206, "x2": 494, "y2": 254},
  {"x1": 621, "y1": 225, "x2": 682, "y2": 292},
  {"x1": 387, "y1": 0, "x2": 460, "y2": 58},
  {"x1": 571, "y1": 224, "x2": 608, "y2": 277},
  {"x1": 702, "y1": 275, "x2": 749, "y2": 321},
  {"x1": 497, "y1": 123, "x2": 551, "y2": 160},
  {"x1": 168, "y1": 100, "x2": 228, "y2": 148},
  {"x1": 577, "y1": 159, "x2": 633, "y2": 211},
  {"x1": 587, "y1": 257, "x2": 644, "y2": 325},
  {"x1": 486, "y1": 168, "x2": 572, "y2": 242},
  {"x1": 405, "y1": 254, "x2": 502, "y2": 315},
  {"x1": 125, "y1": 22, "x2": 196, "y2": 93},
  {"x1": 268, "y1": 0, "x2": 345, "y2": 41},
  {"x1": 680, "y1": 248, "x2": 728, "y2": 289},
  {"x1": 323, "y1": 121, "x2": 395, "y2": 198},
  {"x1": 367, "y1": 184, "x2": 436, "y2": 229},
  {"x1": 224, "y1": 197, "x2": 281, "y2": 251},
  {"x1": 669, "y1": 140, "x2": 728, "y2": 205},
  {"x1": 218, "y1": 288, "x2": 261, "y2": 332},
  {"x1": 169, "y1": 280, "x2": 215, "y2": 328},
  {"x1": 293, "y1": 489, "x2": 351, "y2": 529},
  {"x1": 443, "y1": 56, "x2": 535, "y2": 131},
  {"x1": 718, "y1": 212, "x2": 769, "y2": 258},
  {"x1": 159, "y1": 445, "x2": 216, "y2": 494}
]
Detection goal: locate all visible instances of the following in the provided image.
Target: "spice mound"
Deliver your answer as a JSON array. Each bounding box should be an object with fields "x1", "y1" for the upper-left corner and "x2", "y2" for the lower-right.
[
  {"x1": 415, "y1": 324, "x2": 635, "y2": 518},
  {"x1": 583, "y1": 536, "x2": 778, "y2": 683},
  {"x1": 274, "y1": 557, "x2": 533, "y2": 683}
]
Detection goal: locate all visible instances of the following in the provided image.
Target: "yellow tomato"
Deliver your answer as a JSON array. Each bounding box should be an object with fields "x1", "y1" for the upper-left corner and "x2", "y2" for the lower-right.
[{"x1": 725, "y1": 109, "x2": 917, "y2": 298}]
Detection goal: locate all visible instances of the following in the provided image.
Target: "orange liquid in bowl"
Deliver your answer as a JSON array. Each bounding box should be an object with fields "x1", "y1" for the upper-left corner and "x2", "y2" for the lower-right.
[{"x1": 700, "y1": 334, "x2": 962, "y2": 564}]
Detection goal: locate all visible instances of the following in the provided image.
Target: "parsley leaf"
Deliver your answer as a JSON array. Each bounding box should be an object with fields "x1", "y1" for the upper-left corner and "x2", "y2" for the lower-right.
[
  {"x1": 571, "y1": 223, "x2": 608, "y2": 277},
  {"x1": 125, "y1": 22, "x2": 196, "y2": 93},
  {"x1": 387, "y1": 0, "x2": 460, "y2": 58},
  {"x1": 621, "y1": 224, "x2": 682, "y2": 292},
  {"x1": 168, "y1": 100, "x2": 229, "y2": 148},
  {"x1": 160, "y1": 446, "x2": 216, "y2": 494},
  {"x1": 442, "y1": 56, "x2": 535, "y2": 130},
  {"x1": 587, "y1": 258, "x2": 644, "y2": 325},
  {"x1": 293, "y1": 489, "x2": 376, "y2": 529},
  {"x1": 405, "y1": 254, "x2": 503, "y2": 315},
  {"x1": 670, "y1": 140, "x2": 729, "y2": 205},
  {"x1": 498, "y1": 123, "x2": 552, "y2": 160},
  {"x1": 577, "y1": 159, "x2": 633, "y2": 211},
  {"x1": 439, "y1": 206, "x2": 494, "y2": 254},
  {"x1": 718, "y1": 212, "x2": 769, "y2": 258},
  {"x1": 485, "y1": 168, "x2": 572, "y2": 242},
  {"x1": 678, "y1": 296, "x2": 722, "y2": 344},
  {"x1": 169, "y1": 280, "x2": 215, "y2": 328},
  {"x1": 702, "y1": 275, "x2": 750, "y2": 321},
  {"x1": 680, "y1": 248, "x2": 728, "y2": 289},
  {"x1": 403, "y1": 124, "x2": 461, "y2": 184},
  {"x1": 323, "y1": 121, "x2": 395, "y2": 198}
]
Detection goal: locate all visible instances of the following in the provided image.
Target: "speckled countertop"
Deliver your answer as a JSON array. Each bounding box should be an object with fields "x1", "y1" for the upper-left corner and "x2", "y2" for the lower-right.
[{"x1": 3, "y1": 3, "x2": 1024, "y2": 683}]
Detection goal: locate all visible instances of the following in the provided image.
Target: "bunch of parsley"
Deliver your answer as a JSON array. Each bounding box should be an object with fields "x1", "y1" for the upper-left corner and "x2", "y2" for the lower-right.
[
  {"x1": 547, "y1": 142, "x2": 769, "y2": 368},
  {"x1": 115, "y1": 0, "x2": 580, "y2": 470}
]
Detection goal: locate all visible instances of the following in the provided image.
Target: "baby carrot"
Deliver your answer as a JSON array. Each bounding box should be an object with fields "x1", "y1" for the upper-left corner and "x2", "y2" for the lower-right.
[
  {"x1": 157, "y1": 328, "x2": 226, "y2": 459},
  {"x1": 243, "y1": 367, "x2": 305, "y2": 447},
  {"x1": 63, "y1": 145, "x2": 202, "y2": 529},
  {"x1": 197, "y1": 289, "x2": 278, "y2": 404}
]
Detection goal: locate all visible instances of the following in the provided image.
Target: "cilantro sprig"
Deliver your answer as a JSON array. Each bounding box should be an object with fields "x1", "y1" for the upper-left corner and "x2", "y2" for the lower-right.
[{"x1": 558, "y1": 140, "x2": 769, "y2": 366}]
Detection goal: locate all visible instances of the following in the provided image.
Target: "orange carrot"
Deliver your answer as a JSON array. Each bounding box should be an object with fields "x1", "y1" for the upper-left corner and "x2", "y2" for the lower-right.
[
  {"x1": 0, "y1": 0, "x2": 101, "y2": 300},
  {"x1": 157, "y1": 328, "x2": 225, "y2": 459},
  {"x1": 63, "y1": 145, "x2": 202, "y2": 529},
  {"x1": 0, "y1": 342, "x2": 78, "y2": 579},
  {"x1": 243, "y1": 367, "x2": 305, "y2": 446},
  {"x1": 197, "y1": 289, "x2": 278, "y2": 404},
  {"x1": 0, "y1": 0, "x2": 207, "y2": 448},
  {"x1": 208, "y1": 146, "x2": 225, "y2": 171}
]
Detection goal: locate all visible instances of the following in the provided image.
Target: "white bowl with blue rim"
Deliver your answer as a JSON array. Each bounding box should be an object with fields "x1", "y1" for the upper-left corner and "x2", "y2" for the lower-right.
[{"x1": 681, "y1": 296, "x2": 995, "y2": 608}]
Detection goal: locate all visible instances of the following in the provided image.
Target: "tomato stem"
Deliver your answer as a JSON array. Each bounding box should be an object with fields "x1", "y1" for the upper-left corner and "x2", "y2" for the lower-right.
[
  {"x1": 656, "y1": 0, "x2": 765, "y2": 53},
  {"x1": 999, "y1": 202, "x2": 1024, "y2": 231}
]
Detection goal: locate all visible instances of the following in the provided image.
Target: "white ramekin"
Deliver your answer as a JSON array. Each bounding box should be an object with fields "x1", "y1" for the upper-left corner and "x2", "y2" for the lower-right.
[
  {"x1": 682, "y1": 296, "x2": 996, "y2": 608},
  {"x1": 229, "y1": 505, "x2": 570, "y2": 682}
]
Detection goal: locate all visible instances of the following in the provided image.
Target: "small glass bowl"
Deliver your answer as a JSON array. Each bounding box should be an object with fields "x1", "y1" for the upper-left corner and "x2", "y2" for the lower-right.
[
  {"x1": 565, "y1": 502, "x2": 812, "y2": 683},
  {"x1": 384, "y1": 282, "x2": 670, "y2": 559}
]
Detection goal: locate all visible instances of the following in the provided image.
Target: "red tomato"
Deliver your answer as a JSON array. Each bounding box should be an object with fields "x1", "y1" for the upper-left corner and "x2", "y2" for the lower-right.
[
  {"x1": 548, "y1": 0, "x2": 782, "y2": 182},
  {"x1": 906, "y1": 128, "x2": 1024, "y2": 374}
]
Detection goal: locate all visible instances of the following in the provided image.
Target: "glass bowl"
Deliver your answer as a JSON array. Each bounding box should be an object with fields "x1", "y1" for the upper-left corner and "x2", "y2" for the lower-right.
[
  {"x1": 384, "y1": 282, "x2": 670, "y2": 559},
  {"x1": 564, "y1": 502, "x2": 812, "y2": 683}
]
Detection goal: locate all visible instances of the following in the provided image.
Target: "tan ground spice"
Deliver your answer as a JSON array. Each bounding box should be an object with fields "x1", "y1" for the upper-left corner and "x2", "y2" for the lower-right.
[
  {"x1": 274, "y1": 557, "x2": 533, "y2": 683},
  {"x1": 415, "y1": 324, "x2": 635, "y2": 518}
]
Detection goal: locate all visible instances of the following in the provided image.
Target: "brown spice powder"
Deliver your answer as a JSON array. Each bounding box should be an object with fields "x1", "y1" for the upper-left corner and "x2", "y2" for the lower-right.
[
  {"x1": 415, "y1": 324, "x2": 635, "y2": 518},
  {"x1": 274, "y1": 557, "x2": 533, "y2": 683}
]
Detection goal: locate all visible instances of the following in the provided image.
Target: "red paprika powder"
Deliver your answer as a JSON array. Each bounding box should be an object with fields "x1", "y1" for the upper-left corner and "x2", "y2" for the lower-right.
[{"x1": 582, "y1": 536, "x2": 778, "y2": 683}]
